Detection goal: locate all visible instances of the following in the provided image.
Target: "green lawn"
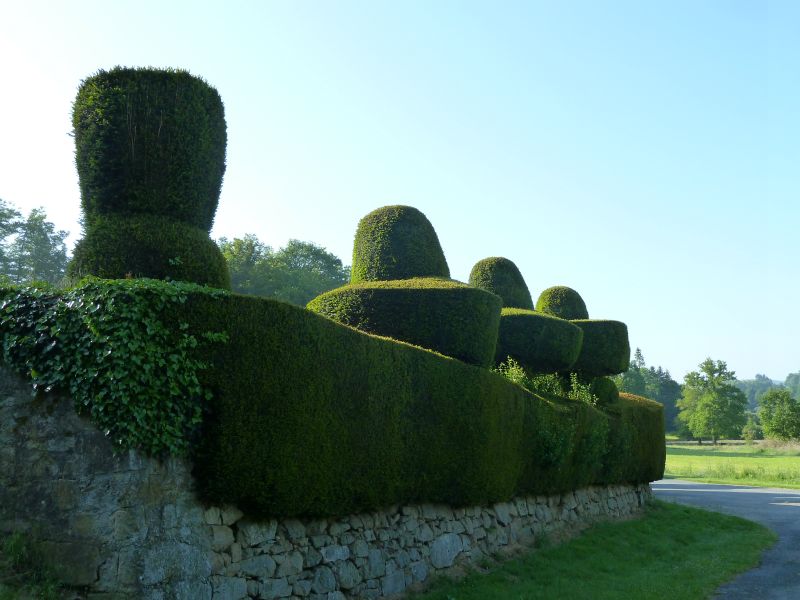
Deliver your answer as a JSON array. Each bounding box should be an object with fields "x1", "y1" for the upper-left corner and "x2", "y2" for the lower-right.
[
  {"x1": 409, "y1": 500, "x2": 775, "y2": 600},
  {"x1": 665, "y1": 441, "x2": 800, "y2": 488}
]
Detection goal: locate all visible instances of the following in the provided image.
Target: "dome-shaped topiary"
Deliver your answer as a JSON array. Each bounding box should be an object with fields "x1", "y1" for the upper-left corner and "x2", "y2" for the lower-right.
[
  {"x1": 68, "y1": 214, "x2": 231, "y2": 289},
  {"x1": 73, "y1": 67, "x2": 227, "y2": 230},
  {"x1": 570, "y1": 320, "x2": 630, "y2": 377},
  {"x1": 307, "y1": 278, "x2": 501, "y2": 368},
  {"x1": 536, "y1": 286, "x2": 589, "y2": 320},
  {"x1": 494, "y1": 308, "x2": 583, "y2": 373},
  {"x1": 68, "y1": 67, "x2": 231, "y2": 289},
  {"x1": 590, "y1": 377, "x2": 620, "y2": 406},
  {"x1": 350, "y1": 205, "x2": 450, "y2": 283},
  {"x1": 468, "y1": 257, "x2": 533, "y2": 310}
]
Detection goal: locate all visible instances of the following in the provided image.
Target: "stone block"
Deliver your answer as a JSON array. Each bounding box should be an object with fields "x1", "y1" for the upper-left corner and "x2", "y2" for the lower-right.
[
  {"x1": 238, "y1": 519, "x2": 278, "y2": 547},
  {"x1": 211, "y1": 525, "x2": 235, "y2": 551},
  {"x1": 259, "y1": 577, "x2": 292, "y2": 599},
  {"x1": 430, "y1": 533, "x2": 462, "y2": 569},
  {"x1": 335, "y1": 560, "x2": 362, "y2": 589},
  {"x1": 381, "y1": 570, "x2": 406, "y2": 596}
]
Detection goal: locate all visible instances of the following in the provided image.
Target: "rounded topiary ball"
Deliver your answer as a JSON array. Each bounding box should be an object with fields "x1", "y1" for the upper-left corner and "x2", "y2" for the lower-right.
[
  {"x1": 468, "y1": 257, "x2": 533, "y2": 310},
  {"x1": 350, "y1": 205, "x2": 450, "y2": 283},
  {"x1": 68, "y1": 214, "x2": 231, "y2": 289},
  {"x1": 73, "y1": 67, "x2": 226, "y2": 231},
  {"x1": 536, "y1": 286, "x2": 589, "y2": 320},
  {"x1": 590, "y1": 377, "x2": 620, "y2": 406}
]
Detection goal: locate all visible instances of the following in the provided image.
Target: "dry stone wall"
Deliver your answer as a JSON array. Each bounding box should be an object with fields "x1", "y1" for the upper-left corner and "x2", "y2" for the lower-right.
[{"x1": 0, "y1": 368, "x2": 651, "y2": 599}]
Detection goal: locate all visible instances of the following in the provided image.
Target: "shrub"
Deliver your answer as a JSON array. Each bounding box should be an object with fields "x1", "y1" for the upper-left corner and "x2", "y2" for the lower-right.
[
  {"x1": 73, "y1": 67, "x2": 226, "y2": 230},
  {"x1": 0, "y1": 280, "x2": 664, "y2": 518},
  {"x1": 68, "y1": 214, "x2": 230, "y2": 290},
  {"x1": 571, "y1": 319, "x2": 630, "y2": 377},
  {"x1": 350, "y1": 205, "x2": 450, "y2": 283},
  {"x1": 468, "y1": 257, "x2": 533, "y2": 309},
  {"x1": 307, "y1": 277, "x2": 501, "y2": 367},
  {"x1": 591, "y1": 377, "x2": 620, "y2": 406},
  {"x1": 536, "y1": 286, "x2": 589, "y2": 320},
  {"x1": 494, "y1": 308, "x2": 583, "y2": 373}
]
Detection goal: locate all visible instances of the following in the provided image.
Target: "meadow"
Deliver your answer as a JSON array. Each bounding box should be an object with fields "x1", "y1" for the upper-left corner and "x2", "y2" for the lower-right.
[
  {"x1": 409, "y1": 501, "x2": 775, "y2": 600},
  {"x1": 664, "y1": 440, "x2": 800, "y2": 488}
]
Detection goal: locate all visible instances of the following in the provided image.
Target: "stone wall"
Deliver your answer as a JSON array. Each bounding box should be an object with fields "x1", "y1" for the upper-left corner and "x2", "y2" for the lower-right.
[{"x1": 0, "y1": 368, "x2": 652, "y2": 599}]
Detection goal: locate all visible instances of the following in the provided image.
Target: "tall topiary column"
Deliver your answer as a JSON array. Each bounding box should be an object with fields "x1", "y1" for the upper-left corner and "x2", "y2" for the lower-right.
[
  {"x1": 308, "y1": 206, "x2": 501, "y2": 367},
  {"x1": 67, "y1": 67, "x2": 231, "y2": 289}
]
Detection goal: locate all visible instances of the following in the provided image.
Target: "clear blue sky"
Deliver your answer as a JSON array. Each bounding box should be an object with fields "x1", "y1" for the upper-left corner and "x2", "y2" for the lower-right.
[{"x1": 1, "y1": 1, "x2": 797, "y2": 382}]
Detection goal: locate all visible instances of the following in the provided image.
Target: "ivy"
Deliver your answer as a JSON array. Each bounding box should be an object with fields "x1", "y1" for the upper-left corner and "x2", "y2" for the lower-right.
[{"x1": 0, "y1": 278, "x2": 227, "y2": 456}]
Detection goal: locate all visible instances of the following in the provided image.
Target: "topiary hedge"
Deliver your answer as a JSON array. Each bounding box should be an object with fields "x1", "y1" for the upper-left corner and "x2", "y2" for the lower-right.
[
  {"x1": 494, "y1": 308, "x2": 583, "y2": 373},
  {"x1": 67, "y1": 214, "x2": 230, "y2": 289},
  {"x1": 73, "y1": 67, "x2": 226, "y2": 229},
  {"x1": 590, "y1": 377, "x2": 620, "y2": 406},
  {"x1": 350, "y1": 205, "x2": 450, "y2": 283},
  {"x1": 307, "y1": 278, "x2": 501, "y2": 368},
  {"x1": 69, "y1": 67, "x2": 230, "y2": 289},
  {"x1": 468, "y1": 257, "x2": 533, "y2": 309},
  {"x1": 570, "y1": 319, "x2": 630, "y2": 377},
  {"x1": 536, "y1": 286, "x2": 589, "y2": 320},
  {"x1": 0, "y1": 280, "x2": 665, "y2": 519}
]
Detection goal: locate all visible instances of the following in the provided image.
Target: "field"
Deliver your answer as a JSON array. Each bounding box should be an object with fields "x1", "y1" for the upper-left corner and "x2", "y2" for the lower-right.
[
  {"x1": 665, "y1": 440, "x2": 800, "y2": 488},
  {"x1": 410, "y1": 500, "x2": 775, "y2": 600}
]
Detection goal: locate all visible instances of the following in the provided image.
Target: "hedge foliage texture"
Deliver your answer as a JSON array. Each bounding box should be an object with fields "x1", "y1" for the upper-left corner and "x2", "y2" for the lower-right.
[
  {"x1": 494, "y1": 308, "x2": 583, "y2": 373},
  {"x1": 536, "y1": 286, "x2": 589, "y2": 320},
  {"x1": 571, "y1": 319, "x2": 631, "y2": 377},
  {"x1": 468, "y1": 257, "x2": 533, "y2": 310}
]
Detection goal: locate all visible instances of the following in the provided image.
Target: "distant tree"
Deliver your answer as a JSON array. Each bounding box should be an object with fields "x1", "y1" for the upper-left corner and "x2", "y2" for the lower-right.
[
  {"x1": 219, "y1": 235, "x2": 349, "y2": 306},
  {"x1": 758, "y1": 388, "x2": 800, "y2": 441},
  {"x1": 741, "y1": 412, "x2": 763, "y2": 442},
  {"x1": 785, "y1": 372, "x2": 800, "y2": 400},
  {"x1": 614, "y1": 348, "x2": 681, "y2": 429},
  {"x1": 1, "y1": 205, "x2": 68, "y2": 285},
  {"x1": 735, "y1": 374, "x2": 782, "y2": 411},
  {"x1": 677, "y1": 358, "x2": 747, "y2": 444}
]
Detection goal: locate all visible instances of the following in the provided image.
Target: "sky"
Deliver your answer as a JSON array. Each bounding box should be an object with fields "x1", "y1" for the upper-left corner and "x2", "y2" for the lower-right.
[{"x1": 0, "y1": 1, "x2": 797, "y2": 382}]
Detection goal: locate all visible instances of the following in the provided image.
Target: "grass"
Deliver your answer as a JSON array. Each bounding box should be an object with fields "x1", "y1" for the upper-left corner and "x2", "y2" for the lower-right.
[
  {"x1": 0, "y1": 533, "x2": 62, "y2": 600},
  {"x1": 664, "y1": 440, "x2": 800, "y2": 488},
  {"x1": 408, "y1": 500, "x2": 776, "y2": 600}
]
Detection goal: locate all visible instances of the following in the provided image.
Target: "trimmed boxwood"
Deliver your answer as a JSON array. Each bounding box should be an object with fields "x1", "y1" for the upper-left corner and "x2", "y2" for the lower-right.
[
  {"x1": 468, "y1": 257, "x2": 533, "y2": 309},
  {"x1": 591, "y1": 377, "x2": 620, "y2": 406},
  {"x1": 0, "y1": 281, "x2": 665, "y2": 519},
  {"x1": 68, "y1": 214, "x2": 230, "y2": 289},
  {"x1": 350, "y1": 205, "x2": 450, "y2": 283},
  {"x1": 495, "y1": 308, "x2": 583, "y2": 373},
  {"x1": 307, "y1": 277, "x2": 501, "y2": 367},
  {"x1": 536, "y1": 286, "x2": 589, "y2": 320},
  {"x1": 73, "y1": 67, "x2": 226, "y2": 230},
  {"x1": 570, "y1": 319, "x2": 630, "y2": 377}
]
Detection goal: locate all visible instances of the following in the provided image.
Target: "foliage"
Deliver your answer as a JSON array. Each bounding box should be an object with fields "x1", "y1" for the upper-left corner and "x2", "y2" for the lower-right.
[
  {"x1": 183, "y1": 293, "x2": 663, "y2": 517},
  {"x1": 468, "y1": 257, "x2": 533, "y2": 309},
  {"x1": 677, "y1": 358, "x2": 748, "y2": 443},
  {"x1": 409, "y1": 502, "x2": 776, "y2": 600},
  {"x1": 735, "y1": 374, "x2": 783, "y2": 411},
  {"x1": 758, "y1": 388, "x2": 800, "y2": 441},
  {"x1": 570, "y1": 320, "x2": 630, "y2": 377},
  {"x1": 0, "y1": 532, "x2": 61, "y2": 600},
  {"x1": 350, "y1": 205, "x2": 449, "y2": 283},
  {"x1": 218, "y1": 235, "x2": 349, "y2": 305},
  {"x1": 742, "y1": 412, "x2": 763, "y2": 442},
  {"x1": 0, "y1": 279, "x2": 227, "y2": 455},
  {"x1": 0, "y1": 201, "x2": 68, "y2": 286},
  {"x1": 307, "y1": 277, "x2": 502, "y2": 367},
  {"x1": 535, "y1": 286, "x2": 589, "y2": 320},
  {"x1": 68, "y1": 214, "x2": 230, "y2": 289},
  {"x1": 494, "y1": 308, "x2": 583, "y2": 373},
  {"x1": 783, "y1": 372, "x2": 800, "y2": 400},
  {"x1": 494, "y1": 358, "x2": 600, "y2": 406},
  {"x1": 613, "y1": 348, "x2": 681, "y2": 430},
  {"x1": 590, "y1": 377, "x2": 620, "y2": 406},
  {"x1": 72, "y1": 67, "x2": 226, "y2": 230}
]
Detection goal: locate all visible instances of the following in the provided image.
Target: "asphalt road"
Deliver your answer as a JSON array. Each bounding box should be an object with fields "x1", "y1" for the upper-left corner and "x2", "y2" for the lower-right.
[{"x1": 652, "y1": 479, "x2": 800, "y2": 600}]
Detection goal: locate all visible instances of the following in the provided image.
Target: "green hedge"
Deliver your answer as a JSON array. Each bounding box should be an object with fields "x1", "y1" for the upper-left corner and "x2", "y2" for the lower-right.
[
  {"x1": 350, "y1": 205, "x2": 450, "y2": 283},
  {"x1": 495, "y1": 308, "x2": 583, "y2": 373},
  {"x1": 536, "y1": 286, "x2": 589, "y2": 320},
  {"x1": 307, "y1": 278, "x2": 501, "y2": 368},
  {"x1": 571, "y1": 319, "x2": 630, "y2": 377},
  {"x1": 0, "y1": 280, "x2": 665, "y2": 519},
  {"x1": 73, "y1": 67, "x2": 226, "y2": 231},
  {"x1": 468, "y1": 257, "x2": 533, "y2": 310},
  {"x1": 591, "y1": 377, "x2": 620, "y2": 406},
  {"x1": 67, "y1": 214, "x2": 230, "y2": 290}
]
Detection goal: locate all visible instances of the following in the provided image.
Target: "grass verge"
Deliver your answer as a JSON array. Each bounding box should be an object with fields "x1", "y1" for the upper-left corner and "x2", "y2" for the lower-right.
[
  {"x1": 665, "y1": 441, "x2": 800, "y2": 488},
  {"x1": 408, "y1": 500, "x2": 776, "y2": 600}
]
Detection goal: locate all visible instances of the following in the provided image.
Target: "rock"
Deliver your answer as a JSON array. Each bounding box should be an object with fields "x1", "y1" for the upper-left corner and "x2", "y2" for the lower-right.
[
  {"x1": 410, "y1": 561, "x2": 429, "y2": 583},
  {"x1": 493, "y1": 502, "x2": 512, "y2": 526},
  {"x1": 211, "y1": 576, "x2": 247, "y2": 600},
  {"x1": 211, "y1": 525, "x2": 235, "y2": 551},
  {"x1": 430, "y1": 533, "x2": 463, "y2": 569},
  {"x1": 335, "y1": 560, "x2": 362, "y2": 589},
  {"x1": 365, "y1": 549, "x2": 385, "y2": 579},
  {"x1": 352, "y1": 539, "x2": 369, "y2": 558},
  {"x1": 276, "y1": 551, "x2": 304, "y2": 577},
  {"x1": 284, "y1": 519, "x2": 306, "y2": 540},
  {"x1": 238, "y1": 519, "x2": 278, "y2": 547},
  {"x1": 381, "y1": 570, "x2": 406, "y2": 596},
  {"x1": 321, "y1": 545, "x2": 349, "y2": 563},
  {"x1": 203, "y1": 506, "x2": 221, "y2": 525},
  {"x1": 220, "y1": 505, "x2": 244, "y2": 526},
  {"x1": 294, "y1": 579, "x2": 313, "y2": 596},
  {"x1": 259, "y1": 578, "x2": 292, "y2": 599},
  {"x1": 237, "y1": 554, "x2": 277, "y2": 578},
  {"x1": 312, "y1": 565, "x2": 337, "y2": 593}
]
